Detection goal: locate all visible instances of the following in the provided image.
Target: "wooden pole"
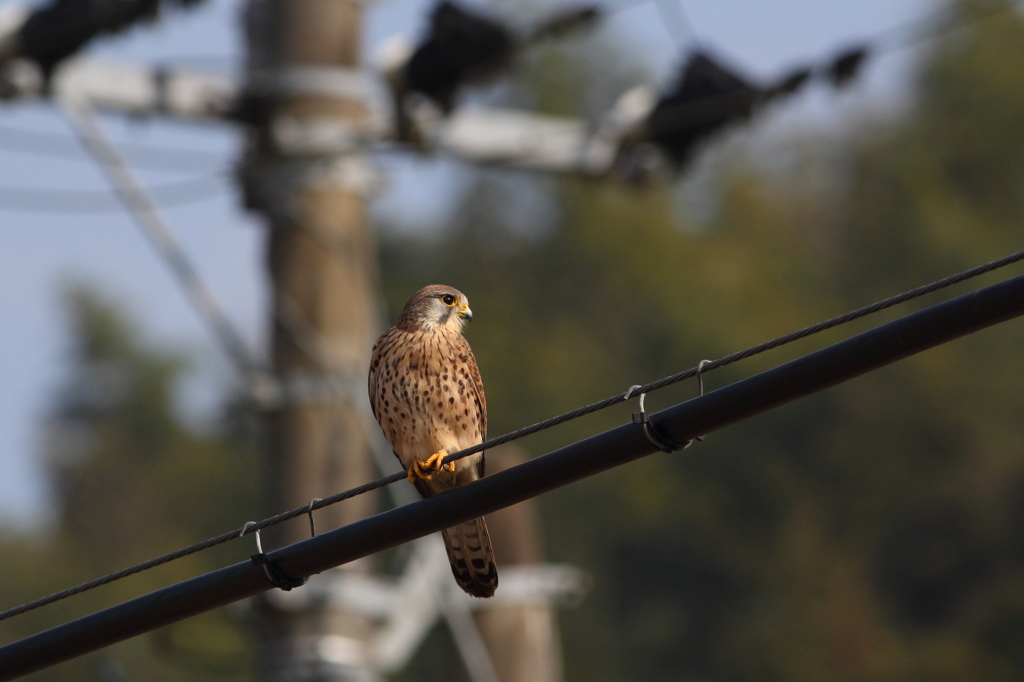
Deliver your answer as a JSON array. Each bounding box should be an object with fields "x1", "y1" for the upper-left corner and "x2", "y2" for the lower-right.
[
  {"x1": 241, "y1": 0, "x2": 380, "y2": 679},
  {"x1": 477, "y1": 447, "x2": 564, "y2": 682}
]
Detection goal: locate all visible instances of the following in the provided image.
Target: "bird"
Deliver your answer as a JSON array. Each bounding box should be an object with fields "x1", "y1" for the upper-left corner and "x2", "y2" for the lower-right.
[{"x1": 368, "y1": 284, "x2": 498, "y2": 598}]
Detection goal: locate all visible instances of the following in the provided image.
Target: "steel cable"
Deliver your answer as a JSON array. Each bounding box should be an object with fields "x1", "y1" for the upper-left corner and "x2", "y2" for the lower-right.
[{"x1": 1, "y1": 248, "x2": 1022, "y2": 623}]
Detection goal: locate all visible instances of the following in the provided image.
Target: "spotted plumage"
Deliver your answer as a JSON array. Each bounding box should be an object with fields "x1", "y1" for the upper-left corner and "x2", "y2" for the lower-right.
[{"x1": 368, "y1": 284, "x2": 498, "y2": 598}]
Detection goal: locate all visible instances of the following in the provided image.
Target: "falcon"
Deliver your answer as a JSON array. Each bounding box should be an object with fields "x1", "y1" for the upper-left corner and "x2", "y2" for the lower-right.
[{"x1": 368, "y1": 284, "x2": 498, "y2": 598}]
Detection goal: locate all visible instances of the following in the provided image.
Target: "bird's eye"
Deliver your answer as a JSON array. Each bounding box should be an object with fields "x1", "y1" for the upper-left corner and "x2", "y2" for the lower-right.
[{"x1": 442, "y1": 294, "x2": 456, "y2": 306}]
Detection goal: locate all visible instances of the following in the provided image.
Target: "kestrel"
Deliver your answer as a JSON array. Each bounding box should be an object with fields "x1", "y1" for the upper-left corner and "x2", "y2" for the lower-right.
[{"x1": 368, "y1": 284, "x2": 498, "y2": 598}]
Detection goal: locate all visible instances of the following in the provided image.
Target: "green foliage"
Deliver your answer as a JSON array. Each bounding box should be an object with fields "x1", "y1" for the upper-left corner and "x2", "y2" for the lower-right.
[
  {"x1": 5, "y1": 1, "x2": 1024, "y2": 680},
  {"x1": 0, "y1": 288, "x2": 258, "y2": 681},
  {"x1": 378, "y1": 2, "x2": 1024, "y2": 680}
]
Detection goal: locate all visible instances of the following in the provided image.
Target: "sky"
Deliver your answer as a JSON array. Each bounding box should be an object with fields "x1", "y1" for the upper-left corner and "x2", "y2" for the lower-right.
[{"x1": 0, "y1": 0, "x2": 935, "y2": 527}]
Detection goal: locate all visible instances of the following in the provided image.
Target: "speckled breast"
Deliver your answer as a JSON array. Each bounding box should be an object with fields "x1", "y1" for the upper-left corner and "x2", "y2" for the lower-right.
[{"x1": 371, "y1": 327, "x2": 485, "y2": 462}]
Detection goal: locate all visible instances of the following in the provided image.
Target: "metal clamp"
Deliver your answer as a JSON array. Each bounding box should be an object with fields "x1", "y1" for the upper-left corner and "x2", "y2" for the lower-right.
[
  {"x1": 307, "y1": 498, "x2": 322, "y2": 538},
  {"x1": 240, "y1": 522, "x2": 308, "y2": 591},
  {"x1": 626, "y1": 359, "x2": 712, "y2": 453},
  {"x1": 694, "y1": 359, "x2": 711, "y2": 442},
  {"x1": 626, "y1": 388, "x2": 691, "y2": 452}
]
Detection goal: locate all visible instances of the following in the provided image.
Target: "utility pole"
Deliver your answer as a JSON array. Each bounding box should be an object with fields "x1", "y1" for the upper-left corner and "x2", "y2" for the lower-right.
[
  {"x1": 241, "y1": 0, "x2": 380, "y2": 680},
  {"x1": 477, "y1": 447, "x2": 564, "y2": 682},
  {"x1": 0, "y1": 3, "x2": 600, "y2": 680}
]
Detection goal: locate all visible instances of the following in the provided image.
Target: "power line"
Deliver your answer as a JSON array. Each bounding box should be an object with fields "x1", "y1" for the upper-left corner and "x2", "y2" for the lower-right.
[
  {"x1": 3, "y1": 269, "x2": 1024, "y2": 679},
  {"x1": 603, "y1": 0, "x2": 660, "y2": 17},
  {"x1": 10, "y1": 0, "x2": 210, "y2": 76},
  {"x1": 146, "y1": 53, "x2": 238, "y2": 68},
  {"x1": 871, "y1": 0, "x2": 1020, "y2": 52},
  {"x1": 2, "y1": 1, "x2": 1015, "y2": 675},
  {"x1": 0, "y1": 0, "x2": 1018, "y2": 617},
  {"x1": 0, "y1": 123, "x2": 227, "y2": 172},
  {"x1": 60, "y1": 102, "x2": 260, "y2": 384},
  {"x1": 0, "y1": 0, "x2": 1019, "y2": 632},
  {"x1": 1, "y1": 247, "x2": 1022, "y2": 624},
  {"x1": 653, "y1": 0, "x2": 697, "y2": 47},
  {"x1": 0, "y1": 173, "x2": 230, "y2": 213},
  {"x1": 641, "y1": 0, "x2": 1024, "y2": 145}
]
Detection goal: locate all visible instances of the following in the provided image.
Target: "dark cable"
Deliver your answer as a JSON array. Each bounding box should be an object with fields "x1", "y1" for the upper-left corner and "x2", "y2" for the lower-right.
[
  {"x1": 4, "y1": 269, "x2": 1024, "y2": 676},
  {"x1": 0, "y1": 0, "x2": 1016, "y2": 625},
  {"x1": 0, "y1": 248, "x2": 1022, "y2": 623},
  {"x1": 437, "y1": 248, "x2": 1024, "y2": 462}
]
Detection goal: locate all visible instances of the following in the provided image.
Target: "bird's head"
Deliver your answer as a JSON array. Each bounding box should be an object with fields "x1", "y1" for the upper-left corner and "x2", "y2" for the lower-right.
[{"x1": 396, "y1": 284, "x2": 473, "y2": 333}]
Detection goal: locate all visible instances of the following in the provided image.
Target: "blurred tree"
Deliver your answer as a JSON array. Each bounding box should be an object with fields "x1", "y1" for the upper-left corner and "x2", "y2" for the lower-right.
[
  {"x1": 4, "y1": 1, "x2": 1024, "y2": 681},
  {"x1": 0, "y1": 287, "x2": 258, "y2": 681},
  {"x1": 378, "y1": 1, "x2": 1024, "y2": 681}
]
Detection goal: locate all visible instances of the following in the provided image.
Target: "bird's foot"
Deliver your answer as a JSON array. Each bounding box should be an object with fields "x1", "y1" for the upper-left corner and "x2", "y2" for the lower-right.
[{"x1": 408, "y1": 451, "x2": 453, "y2": 483}]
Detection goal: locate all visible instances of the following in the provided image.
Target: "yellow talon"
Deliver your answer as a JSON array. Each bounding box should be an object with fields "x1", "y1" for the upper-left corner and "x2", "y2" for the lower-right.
[
  {"x1": 424, "y1": 451, "x2": 447, "y2": 472},
  {"x1": 408, "y1": 450, "x2": 449, "y2": 483}
]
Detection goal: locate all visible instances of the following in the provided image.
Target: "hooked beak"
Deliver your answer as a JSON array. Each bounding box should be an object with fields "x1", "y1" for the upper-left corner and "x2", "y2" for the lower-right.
[{"x1": 458, "y1": 305, "x2": 473, "y2": 322}]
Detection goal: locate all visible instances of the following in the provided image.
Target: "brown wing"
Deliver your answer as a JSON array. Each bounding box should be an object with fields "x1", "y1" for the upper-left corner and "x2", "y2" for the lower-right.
[
  {"x1": 454, "y1": 333, "x2": 487, "y2": 478},
  {"x1": 367, "y1": 326, "x2": 400, "y2": 430}
]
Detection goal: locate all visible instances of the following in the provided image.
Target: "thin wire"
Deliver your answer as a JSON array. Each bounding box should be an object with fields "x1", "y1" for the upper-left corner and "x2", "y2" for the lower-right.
[
  {"x1": 0, "y1": 0, "x2": 1014, "y2": 627},
  {"x1": 371, "y1": 0, "x2": 1023, "y2": 159},
  {"x1": 1, "y1": 0, "x2": 1021, "y2": 625},
  {"x1": 653, "y1": 0, "x2": 696, "y2": 47},
  {"x1": 0, "y1": 174, "x2": 230, "y2": 214},
  {"x1": 604, "y1": 0, "x2": 658, "y2": 17},
  {"x1": 871, "y1": 0, "x2": 1018, "y2": 52},
  {"x1": 0, "y1": 123, "x2": 227, "y2": 172},
  {"x1": 2, "y1": 248, "x2": 1022, "y2": 624},
  {"x1": 60, "y1": 102, "x2": 260, "y2": 383},
  {"x1": 150, "y1": 54, "x2": 239, "y2": 68},
  {"x1": 643, "y1": 1, "x2": 1024, "y2": 138}
]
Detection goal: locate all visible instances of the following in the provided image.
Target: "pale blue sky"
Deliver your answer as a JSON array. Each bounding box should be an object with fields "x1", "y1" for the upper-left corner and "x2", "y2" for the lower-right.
[{"x1": 0, "y1": 0, "x2": 934, "y2": 526}]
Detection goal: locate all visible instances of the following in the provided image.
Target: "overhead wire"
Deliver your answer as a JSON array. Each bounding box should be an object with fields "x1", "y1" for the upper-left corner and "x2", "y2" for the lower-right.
[
  {"x1": 0, "y1": 0, "x2": 1005, "y2": 188},
  {"x1": 0, "y1": 173, "x2": 230, "y2": 213},
  {"x1": 640, "y1": 0, "x2": 1024, "y2": 141},
  {"x1": 1, "y1": 247, "x2": 1023, "y2": 624},
  {"x1": 608, "y1": 0, "x2": 1021, "y2": 48},
  {"x1": 603, "y1": 0, "x2": 661, "y2": 17},
  {"x1": 1, "y1": 0, "x2": 1021, "y2": 628},
  {"x1": 0, "y1": 125, "x2": 232, "y2": 211},
  {"x1": 375, "y1": 0, "x2": 1021, "y2": 166},
  {"x1": 11, "y1": 0, "x2": 210, "y2": 77},
  {"x1": 870, "y1": 0, "x2": 1020, "y2": 52},
  {"x1": 59, "y1": 102, "x2": 260, "y2": 384},
  {"x1": 653, "y1": 0, "x2": 697, "y2": 47},
  {"x1": 599, "y1": 0, "x2": 1024, "y2": 156},
  {"x1": 0, "y1": 123, "x2": 227, "y2": 172},
  {"x1": 4, "y1": 268, "x2": 1024, "y2": 677}
]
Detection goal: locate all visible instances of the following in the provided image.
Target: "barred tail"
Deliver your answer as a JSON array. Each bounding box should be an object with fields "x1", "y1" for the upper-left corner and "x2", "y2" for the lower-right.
[{"x1": 441, "y1": 516, "x2": 498, "y2": 598}]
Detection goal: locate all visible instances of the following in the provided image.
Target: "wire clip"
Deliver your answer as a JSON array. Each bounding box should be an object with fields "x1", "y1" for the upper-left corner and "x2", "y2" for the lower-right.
[
  {"x1": 693, "y1": 359, "x2": 710, "y2": 442},
  {"x1": 307, "y1": 498, "x2": 322, "y2": 538},
  {"x1": 626, "y1": 359, "x2": 712, "y2": 453},
  {"x1": 240, "y1": 522, "x2": 308, "y2": 592},
  {"x1": 627, "y1": 388, "x2": 690, "y2": 452}
]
